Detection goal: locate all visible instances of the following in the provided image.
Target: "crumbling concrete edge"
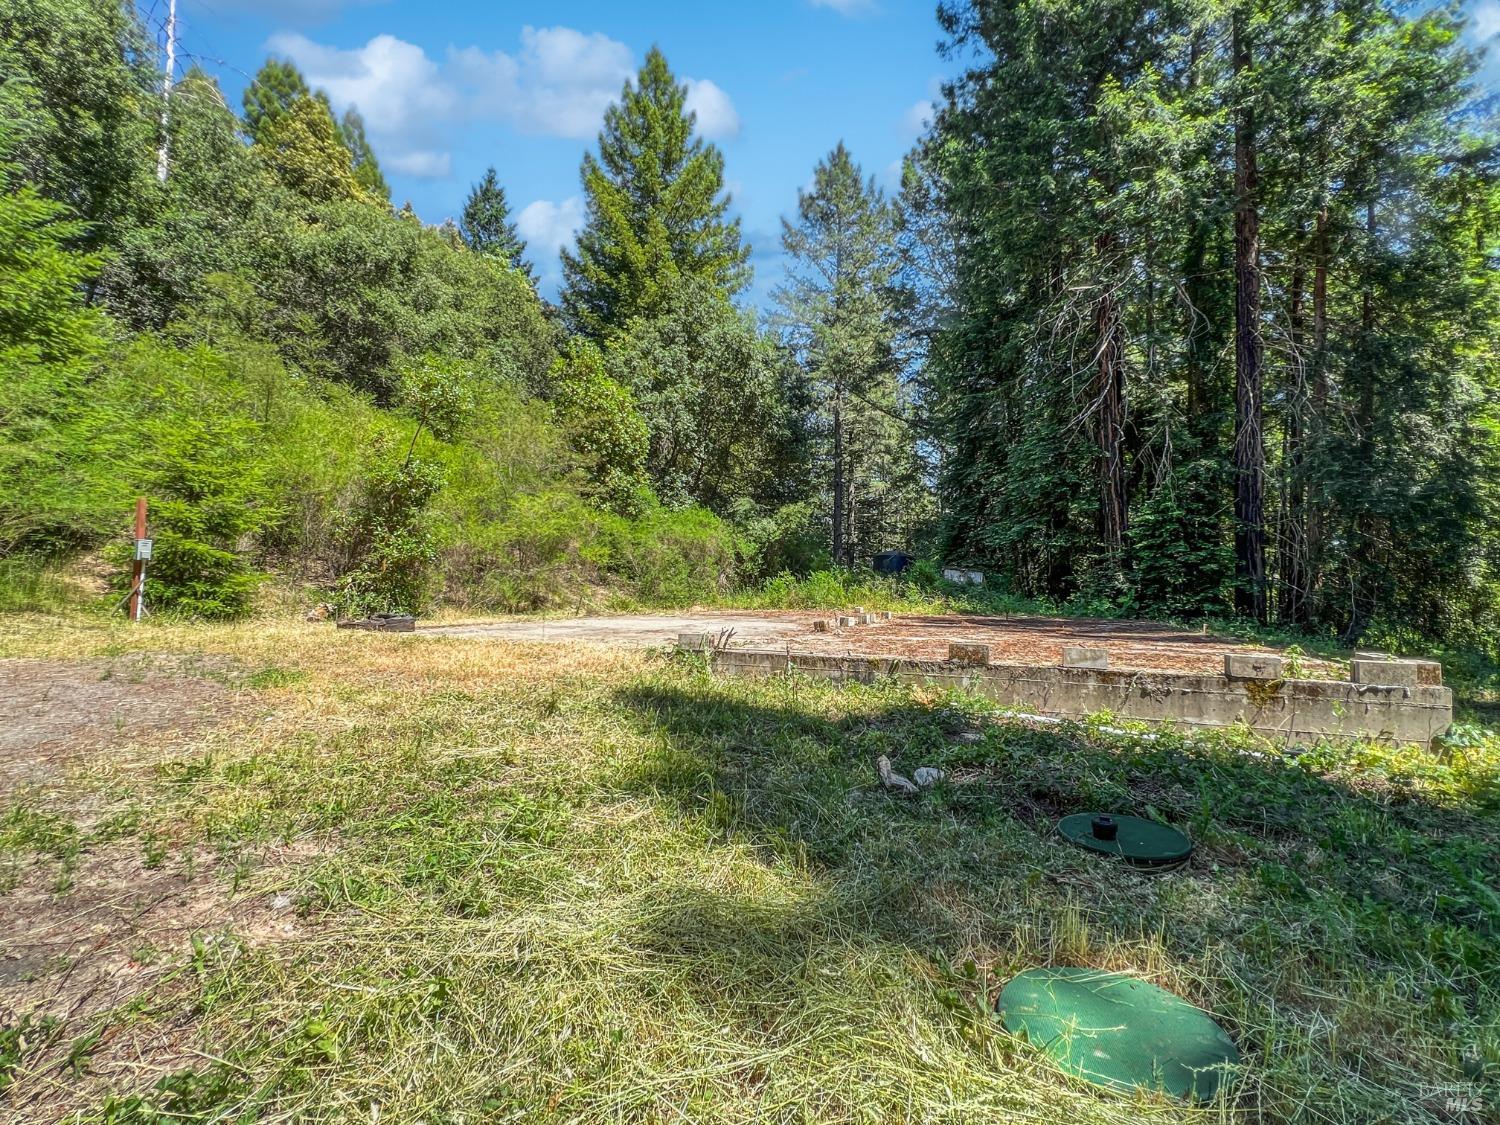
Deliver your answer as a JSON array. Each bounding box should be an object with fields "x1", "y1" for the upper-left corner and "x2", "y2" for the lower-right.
[{"x1": 684, "y1": 644, "x2": 1452, "y2": 749}]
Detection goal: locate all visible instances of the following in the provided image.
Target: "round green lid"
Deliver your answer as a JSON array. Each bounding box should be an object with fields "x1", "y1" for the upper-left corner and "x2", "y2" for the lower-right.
[
  {"x1": 1057, "y1": 812, "x2": 1193, "y2": 867},
  {"x1": 998, "y1": 967, "x2": 1240, "y2": 1102}
]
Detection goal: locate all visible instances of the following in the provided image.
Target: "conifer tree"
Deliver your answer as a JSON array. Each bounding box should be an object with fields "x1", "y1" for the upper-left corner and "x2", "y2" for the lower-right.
[
  {"x1": 340, "y1": 108, "x2": 390, "y2": 203},
  {"x1": 561, "y1": 47, "x2": 749, "y2": 338},
  {"x1": 242, "y1": 58, "x2": 310, "y2": 143},
  {"x1": 776, "y1": 143, "x2": 926, "y2": 566},
  {"x1": 253, "y1": 95, "x2": 365, "y2": 205},
  {"x1": 460, "y1": 167, "x2": 531, "y2": 280}
]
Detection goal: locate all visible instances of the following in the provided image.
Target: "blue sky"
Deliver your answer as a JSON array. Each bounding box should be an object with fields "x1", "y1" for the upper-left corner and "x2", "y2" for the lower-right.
[
  {"x1": 152, "y1": 0, "x2": 961, "y2": 307},
  {"x1": 151, "y1": 0, "x2": 1496, "y2": 310}
]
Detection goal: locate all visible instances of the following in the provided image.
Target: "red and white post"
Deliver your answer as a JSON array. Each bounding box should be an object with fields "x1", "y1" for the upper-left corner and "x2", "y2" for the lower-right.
[{"x1": 129, "y1": 497, "x2": 148, "y2": 622}]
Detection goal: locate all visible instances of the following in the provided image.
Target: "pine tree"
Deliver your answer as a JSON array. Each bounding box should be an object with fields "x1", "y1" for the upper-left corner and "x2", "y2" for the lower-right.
[
  {"x1": 340, "y1": 108, "x2": 390, "y2": 203},
  {"x1": 561, "y1": 47, "x2": 749, "y2": 338},
  {"x1": 460, "y1": 167, "x2": 531, "y2": 280},
  {"x1": 776, "y1": 143, "x2": 926, "y2": 566},
  {"x1": 242, "y1": 58, "x2": 310, "y2": 143}
]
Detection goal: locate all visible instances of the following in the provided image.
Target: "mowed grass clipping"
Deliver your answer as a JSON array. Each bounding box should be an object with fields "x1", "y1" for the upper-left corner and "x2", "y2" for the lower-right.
[{"x1": 0, "y1": 617, "x2": 1496, "y2": 1122}]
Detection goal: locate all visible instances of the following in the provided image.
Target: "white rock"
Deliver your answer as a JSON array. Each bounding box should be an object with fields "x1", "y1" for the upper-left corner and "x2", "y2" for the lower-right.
[
  {"x1": 876, "y1": 755, "x2": 919, "y2": 795},
  {"x1": 913, "y1": 767, "x2": 945, "y2": 789}
]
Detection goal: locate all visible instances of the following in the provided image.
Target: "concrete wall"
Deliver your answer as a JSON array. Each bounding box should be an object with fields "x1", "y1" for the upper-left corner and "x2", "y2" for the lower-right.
[{"x1": 690, "y1": 646, "x2": 1452, "y2": 748}]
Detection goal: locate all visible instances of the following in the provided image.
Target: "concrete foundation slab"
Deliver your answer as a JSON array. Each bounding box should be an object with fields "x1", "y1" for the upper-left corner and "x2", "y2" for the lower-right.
[
  {"x1": 1351, "y1": 659, "x2": 1420, "y2": 687},
  {"x1": 701, "y1": 646, "x2": 1451, "y2": 748},
  {"x1": 950, "y1": 642, "x2": 991, "y2": 665}
]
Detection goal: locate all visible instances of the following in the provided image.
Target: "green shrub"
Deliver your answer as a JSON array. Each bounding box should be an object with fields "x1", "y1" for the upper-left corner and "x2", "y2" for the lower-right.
[
  {"x1": 99, "y1": 345, "x2": 277, "y2": 619},
  {"x1": 331, "y1": 449, "x2": 444, "y2": 616},
  {"x1": 0, "y1": 556, "x2": 81, "y2": 614},
  {"x1": 600, "y1": 503, "x2": 738, "y2": 606},
  {"x1": 549, "y1": 341, "x2": 652, "y2": 516}
]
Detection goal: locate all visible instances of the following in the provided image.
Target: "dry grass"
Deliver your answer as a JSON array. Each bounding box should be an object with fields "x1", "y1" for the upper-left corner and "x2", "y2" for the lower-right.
[{"x1": 0, "y1": 613, "x2": 1495, "y2": 1122}]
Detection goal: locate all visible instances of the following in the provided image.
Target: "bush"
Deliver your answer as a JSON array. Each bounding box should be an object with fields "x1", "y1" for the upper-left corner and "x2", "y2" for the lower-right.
[
  {"x1": 548, "y1": 341, "x2": 652, "y2": 515},
  {"x1": 600, "y1": 504, "x2": 738, "y2": 606},
  {"x1": 102, "y1": 348, "x2": 277, "y2": 620},
  {"x1": 0, "y1": 556, "x2": 82, "y2": 614},
  {"x1": 331, "y1": 449, "x2": 444, "y2": 616}
]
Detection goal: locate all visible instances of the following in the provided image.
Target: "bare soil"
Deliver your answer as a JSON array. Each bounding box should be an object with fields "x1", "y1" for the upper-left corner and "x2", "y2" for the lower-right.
[
  {"x1": 426, "y1": 610, "x2": 1341, "y2": 677},
  {"x1": 0, "y1": 655, "x2": 239, "y2": 788},
  {"x1": 0, "y1": 841, "x2": 305, "y2": 1120}
]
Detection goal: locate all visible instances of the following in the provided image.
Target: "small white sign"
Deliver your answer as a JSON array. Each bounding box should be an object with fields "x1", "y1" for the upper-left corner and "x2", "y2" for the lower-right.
[{"x1": 135, "y1": 538, "x2": 153, "y2": 561}]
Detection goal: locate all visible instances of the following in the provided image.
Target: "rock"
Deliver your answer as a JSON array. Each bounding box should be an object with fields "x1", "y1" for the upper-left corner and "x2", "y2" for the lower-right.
[
  {"x1": 876, "y1": 755, "x2": 919, "y2": 796},
  {"x1": 1063, "y1": 646, "x2": 1108, "y2": 670},
  {"x1": 913, "y1": 766, "x2": 944, "y2": 788},
  {"x1": 948, "y1": 642, "x2": 991, "y2": 666}
]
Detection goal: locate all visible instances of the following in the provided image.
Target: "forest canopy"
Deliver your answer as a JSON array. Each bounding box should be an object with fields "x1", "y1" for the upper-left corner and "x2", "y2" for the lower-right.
[{"x1": 0, "y1": 0, "x2": 1496, "y2": 660}]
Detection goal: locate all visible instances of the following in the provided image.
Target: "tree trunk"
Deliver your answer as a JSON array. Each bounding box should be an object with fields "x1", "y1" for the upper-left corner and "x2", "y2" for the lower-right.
[
  {"x1": 1232, "y1": 9, "x2": 1267, "y2": 623},
  {"x1": 831, "y1": 385, "x2": 846, "y2": 567},
  {"x1": 1094, "y1": 249, "x2": 1128, "y2": 554},
  {"x1": 1301, "y1": 202, "x2": 1330, "y2": 620},
  {"x1": 1347, "y1": 193, "x2": 1380, "y2": 640},
  {"x1": 1279, "y1": 251, "x2": 1308, "y2": 624}
]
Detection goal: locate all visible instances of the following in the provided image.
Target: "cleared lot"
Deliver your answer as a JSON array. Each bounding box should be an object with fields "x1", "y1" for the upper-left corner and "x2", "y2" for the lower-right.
[
  {"x1": 0, "y1": 617, "x2": 1491, "y2": 1123},
  {"x1": 426, "y1": 610, "x2": 1341, "y2": 677}
]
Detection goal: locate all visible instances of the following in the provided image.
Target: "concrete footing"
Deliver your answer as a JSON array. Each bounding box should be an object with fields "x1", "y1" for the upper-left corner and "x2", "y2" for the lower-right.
[{"x1": 692, "y1": 645, "x2": 1452, "y2": 748}]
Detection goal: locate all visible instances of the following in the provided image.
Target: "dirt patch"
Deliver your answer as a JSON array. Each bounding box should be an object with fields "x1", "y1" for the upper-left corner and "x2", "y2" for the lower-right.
[
  {"x1": 0, "y1": 656, "x2": 241, "y2": 788},
  {"x1": 0, "y1": 840, "x2": 311, "y2": 1119},
  {"x1": 425, "y1": 611, "x2": 822, "y2": 649},
  {"x1": 777, "y1": 614, "x2": 1342, "y2": 676},
  {"x1": 426, "y1": 611, "x2": 1342, "y2": 677}
]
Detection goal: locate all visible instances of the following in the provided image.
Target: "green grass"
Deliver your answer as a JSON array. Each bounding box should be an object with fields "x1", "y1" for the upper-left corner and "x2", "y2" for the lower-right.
[{"x1": 0, "y1": 618, "x2": 1496, "y2": 1121}]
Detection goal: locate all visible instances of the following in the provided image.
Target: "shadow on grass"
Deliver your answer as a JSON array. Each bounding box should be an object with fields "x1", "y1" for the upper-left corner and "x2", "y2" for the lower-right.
[{"x1": 611, "y1": 670, "x2": 1500, "y2": 1117}]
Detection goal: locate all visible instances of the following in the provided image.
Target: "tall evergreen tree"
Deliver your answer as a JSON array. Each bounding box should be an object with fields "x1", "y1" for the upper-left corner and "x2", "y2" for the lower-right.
[
  {"x1": 926, "y1": 0, "x2": 1499, "y2": 643},
  {"x1": 340, "y1": 108, "x2": 390, "y2": 204},
  {"x1": 242, "y1": 58, "x2": 310, "y2": 143},
  {"x1": 561, "y1": 47, "x2": 749, "y2": 338},
  {"x1": 1231, "y1": 4, "x2": 1267, "y2": 622},
  {"x1": 460, "y1": 167, "x2": 531, "y2": 280},
  {"x1": 776, "y1": 143, "x2": 928, "y2": 566}
]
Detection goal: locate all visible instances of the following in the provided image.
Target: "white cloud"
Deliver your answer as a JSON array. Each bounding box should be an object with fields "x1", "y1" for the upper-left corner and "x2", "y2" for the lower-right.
[
  {"x1": 386, "y1": 150, "x2": 452, "y2": 177},
  {"x1": 900, "y1": 98, "x2": 934, "y2": 138},
  {"x1": 449, "y1": 26, "x2": 633, "y2": 139},
  {"x1": 517, "y1": 196, "x2": 585, "y2": 285},
  {"x1": 271, "y1": 27, "x2": 738, "y2": 178},
  {"x1": 1473, "y1": 1, "x2": 1500, "y2": 91},
  {"x1": 684, "y1": 78, "x2": 741, "y2": 140},
  {"x1": 1474, "y1": 0, "x2": 1500, "y2": 40},
  {"x1": 268, "y1": 32, "x2": 458, "y2": 161},
  {"x1": 810, "y1": 0, "x2": 875, "y2": 15}
]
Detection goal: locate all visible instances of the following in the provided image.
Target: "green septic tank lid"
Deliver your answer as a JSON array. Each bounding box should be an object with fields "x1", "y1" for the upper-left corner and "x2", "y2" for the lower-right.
[
  {"x1": 997, "y1": 967, "x2": 1240, "y2": 1102},
  {"x1": 1057, "y1": 812, "x2": 1192, "y2": 867}
]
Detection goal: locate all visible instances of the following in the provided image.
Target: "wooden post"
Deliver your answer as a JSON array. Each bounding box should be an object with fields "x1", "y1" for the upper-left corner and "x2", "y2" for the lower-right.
[{"x1": 129, "y1": 497, "x2": 148, "y2": 622}]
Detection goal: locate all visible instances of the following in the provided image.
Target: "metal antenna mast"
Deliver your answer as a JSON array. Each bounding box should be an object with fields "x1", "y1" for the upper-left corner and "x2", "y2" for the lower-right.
[{"x1": 155, "y1": 0, "x2": 177, "y2": 182}]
